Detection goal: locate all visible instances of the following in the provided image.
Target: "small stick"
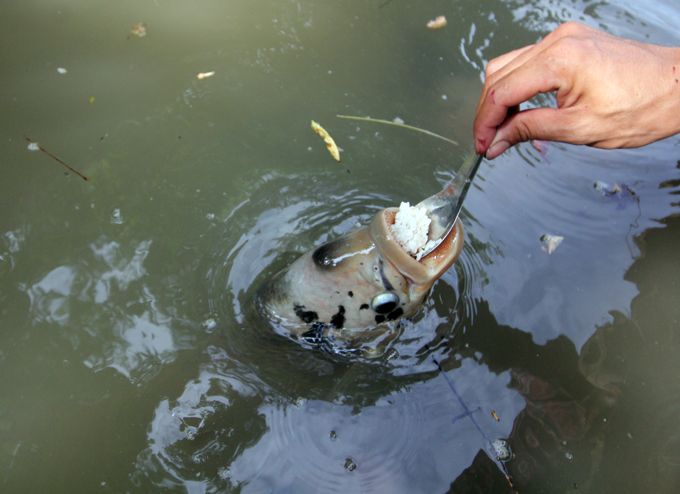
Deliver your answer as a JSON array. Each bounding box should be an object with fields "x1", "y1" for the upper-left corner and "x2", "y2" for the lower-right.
[
  {"x1": 336, "y1": 115, "x2": 458, "y2": 146},
  {"x1": 24, "y1": 136, "x2": 89, "y2": 181}
]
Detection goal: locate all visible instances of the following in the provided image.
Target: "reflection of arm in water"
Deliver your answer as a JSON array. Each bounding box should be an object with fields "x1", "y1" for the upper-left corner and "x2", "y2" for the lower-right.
[
  {"x1": 439, "y1": 302, "x2": 609, "y2": 492},
  {"x1": 474, "y1": 21, "x2": 680, "y2": 159}
]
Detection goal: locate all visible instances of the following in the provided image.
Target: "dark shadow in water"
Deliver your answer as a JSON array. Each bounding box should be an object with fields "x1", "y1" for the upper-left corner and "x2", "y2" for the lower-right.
[{"x1": 449, "y1": 211, "x2": 680, "y2": 493}]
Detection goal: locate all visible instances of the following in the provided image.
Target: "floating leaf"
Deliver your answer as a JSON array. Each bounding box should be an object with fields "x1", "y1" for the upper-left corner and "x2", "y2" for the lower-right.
[
  {"x1": 197, "y1": 71, "x2": 215, "y2": 79},
  {"x1": 427, "y1": 16, "x2": 447, "y2": 29},
  {"x1": 130, "y1": 22, "x2": 147, "y2": 37},
  {"x1": 541, "y1": 234, "x2": 564, "y2": 254},
  {"x1": 89, "y1": 95, "x2": 95, "y2": 104},
  {"x1": 311, "y1": 120, "x2": 342, "y2": 164}
]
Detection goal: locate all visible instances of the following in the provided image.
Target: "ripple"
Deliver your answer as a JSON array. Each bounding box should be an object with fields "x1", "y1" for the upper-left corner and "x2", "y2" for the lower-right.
[{"x1": 222, "y1": 359, "x2": 524, "y2": 494}]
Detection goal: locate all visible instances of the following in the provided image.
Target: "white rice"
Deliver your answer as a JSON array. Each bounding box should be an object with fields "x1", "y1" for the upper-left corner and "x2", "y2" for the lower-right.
[{"x1": 390, "y1": 202, "x2": 437, "y2": 260}]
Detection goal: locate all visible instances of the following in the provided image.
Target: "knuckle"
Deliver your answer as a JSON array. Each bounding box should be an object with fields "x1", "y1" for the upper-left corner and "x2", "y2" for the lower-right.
[
  {"x1": 555, "y1": 21, "x2": 587, "y2": 37},
  {"x1": 485, "y1": 57, "x2": 504, "y2": 76},
  {"x1": 514, "y1": 118, "x2": 535, "y2": 142}
]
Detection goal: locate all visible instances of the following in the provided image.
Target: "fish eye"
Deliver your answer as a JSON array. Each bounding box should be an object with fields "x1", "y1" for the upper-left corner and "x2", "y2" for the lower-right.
[{"x1": 371, "y1": 292, "x2": 400, "y2": 314}]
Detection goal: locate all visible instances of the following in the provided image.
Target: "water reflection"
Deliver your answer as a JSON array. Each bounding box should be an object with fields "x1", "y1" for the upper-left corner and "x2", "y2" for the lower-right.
[{"x1": 24, "y1": 235, "x2": 195, "y2": 384}]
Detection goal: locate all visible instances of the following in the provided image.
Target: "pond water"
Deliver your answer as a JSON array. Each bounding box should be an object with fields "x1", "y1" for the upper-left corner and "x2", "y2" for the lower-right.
[{"x1": 2, "y1": 0, "x2": 680, "y2": 493}]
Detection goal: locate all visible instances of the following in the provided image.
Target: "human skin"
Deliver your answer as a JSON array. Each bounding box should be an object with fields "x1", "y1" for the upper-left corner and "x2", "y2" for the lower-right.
[{"x1": 473, "y1": 21, "x2": 680, "y2": 159}]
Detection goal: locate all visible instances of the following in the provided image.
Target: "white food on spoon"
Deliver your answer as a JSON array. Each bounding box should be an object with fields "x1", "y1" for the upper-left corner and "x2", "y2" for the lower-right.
[{"x1": 390, "y1": 202, "x2": 437, "y2": 261}]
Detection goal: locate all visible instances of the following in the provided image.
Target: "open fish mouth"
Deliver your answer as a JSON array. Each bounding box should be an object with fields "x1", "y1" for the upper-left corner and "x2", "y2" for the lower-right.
[{"x1": 370, "y1": 207, "x2": 464, "y2": 287}]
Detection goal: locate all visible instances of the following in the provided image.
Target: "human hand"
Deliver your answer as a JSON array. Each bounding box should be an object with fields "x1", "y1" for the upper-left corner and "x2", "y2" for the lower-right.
[{"x1": 474, "y1": 21, "x2": 680, "y2": 159}]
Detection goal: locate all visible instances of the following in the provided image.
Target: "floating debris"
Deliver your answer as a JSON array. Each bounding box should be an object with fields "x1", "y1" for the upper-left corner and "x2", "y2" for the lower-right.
[
  {"x1": 393, "y1": 116, "x2": 404, "y2": 124},
  {"x1": 491, "y1": 439, "x2": 512, "y2": 462},
  {"x1": 202, "y1": 314, "x2": 218, "y2": 332},
  {"x1": 197, "y1": 71, "x2": 215, "y2": 79},
  {"x1": 129, "y1": 22, "x2": 147, "y2": 37},
  {"x1": 344, "y1": 458, "x2": 357, "y2": 472},
  {"x1": 491, "y1": 410, "x2": 500, "y2": 421},
  {"x1": 594, "y1": 181, "x2": 636, "y2": 198},
  {"x1": 110, "y1": 208, "x2": 123, "y2": 224},
  {"x1": 427, "y1": 16, "x2": 447, "y2": 29},
  {"x1": 293, "y1": 396, "x2": 306, "y2": 408},
  {"x1": 23, "y1": 136, "x2": 89, "y2": 181},
  {"x1": 57, "y1": 67, "x2": 67, "y2": 74},
  {"x1": 541, "y1": 234, "x2": 564, "y2": 254},
  {"x1": 27, "y1": 142, "x2": 39, "y2": 151},
  {"x1": 89, "y1": 95, "x2": 95, "y2": 104},
  {"x1": 336, "y1": 115, "x2": 458, "y2": 146},
  {"x1": 311, "y1": 120, "x2": 342, "y2": 164}
]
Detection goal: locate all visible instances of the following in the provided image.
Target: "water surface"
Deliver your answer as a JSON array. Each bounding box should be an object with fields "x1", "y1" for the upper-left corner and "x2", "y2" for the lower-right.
[{"x1": 1, "y1": 1, "x2": 680, "y2": 493}]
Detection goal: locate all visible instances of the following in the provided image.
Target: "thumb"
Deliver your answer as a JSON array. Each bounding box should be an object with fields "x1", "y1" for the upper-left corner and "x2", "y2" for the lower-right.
[{"x1": 486, "y1": 107, "x2": 573, "y2": 159}]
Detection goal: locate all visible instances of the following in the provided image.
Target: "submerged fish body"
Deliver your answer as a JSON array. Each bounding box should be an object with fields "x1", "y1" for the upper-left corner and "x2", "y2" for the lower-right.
[{"x1": 255, "y1": 207, "x2": 464, "y2": 353}]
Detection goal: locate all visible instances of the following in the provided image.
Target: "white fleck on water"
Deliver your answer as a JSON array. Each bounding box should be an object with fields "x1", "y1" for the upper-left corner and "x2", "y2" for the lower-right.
[{"x1": 110, "y1": 208, "x2": 123, "y2": 224}]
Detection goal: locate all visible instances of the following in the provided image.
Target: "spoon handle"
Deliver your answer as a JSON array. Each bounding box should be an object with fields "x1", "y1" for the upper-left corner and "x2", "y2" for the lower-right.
[
  {"x1": 414, "y1": 153, "x2": 484, "y2": 254},
  {"x1": 439, "y1": 152, "x2": 484, "y2": 221}
]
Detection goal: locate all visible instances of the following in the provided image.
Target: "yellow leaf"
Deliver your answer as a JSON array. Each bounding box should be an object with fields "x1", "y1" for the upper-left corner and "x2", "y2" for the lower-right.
[
  {"x1": 89, "y1": 95, "x2": 95, "y2": 104},
  {"x1": 311, "y1": 120, "x2": 342, "y2": 164}
]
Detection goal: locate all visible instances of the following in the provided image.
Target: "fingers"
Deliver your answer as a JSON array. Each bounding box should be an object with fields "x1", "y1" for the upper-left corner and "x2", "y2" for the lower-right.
[
  {"x1": 485, "y1": 45, "x2": 535, "y2": 78},
  {"x1": 474, "y1": 22, "x2": 600, "y2": 156},
  {"x1": 485, "y1": 107, "x2": 566, "y2": 159},
  {"x1": 474, "y1": 59, "x2": 564, "y2": 155}
]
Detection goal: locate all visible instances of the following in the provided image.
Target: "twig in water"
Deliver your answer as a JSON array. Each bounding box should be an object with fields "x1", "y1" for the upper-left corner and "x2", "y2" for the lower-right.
[
  {"x1": 24, "y1": 136, "x2": 89, "y2": 181},
  {"x1": 336, "y1": 114, "x2": 458, "y2": 146}
]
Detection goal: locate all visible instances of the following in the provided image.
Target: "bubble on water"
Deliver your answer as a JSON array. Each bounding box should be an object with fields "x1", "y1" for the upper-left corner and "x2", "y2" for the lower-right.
[
  {"x1": 202, "y1": 314, "x2": 218, "y2": 332},
  {"x1": 344, "y1": 458, "x2": 357, "y2": 472},
  {"x1": 27, "y1": 142, "x2": 39, "y2": 151},
  {"x1": 565, "y1": 452, "x2": 573, "y2": 460},
  {"x1": 206, "y1": 213, "x2": 216, "y2": 221},
  {"x1": 110, "y1": 208, "x2": 123, "y2": 224},
  {"x1": 293, "y1": 397, "x2": 306, "y2": 408},
  {"x1": 491, "y1": 439, "x2": 511, "y2": 461},
  {"x1": 57, "y1": 67, "x2": 67, "y2": 74},
  {"x1": 218, "y1": 467, "x2": 232, "y2": 479}
]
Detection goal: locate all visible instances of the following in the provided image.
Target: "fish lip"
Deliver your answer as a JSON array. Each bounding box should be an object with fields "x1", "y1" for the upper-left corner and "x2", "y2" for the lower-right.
[{"x1": 370, "y1": 207, "x2": 464, "y2": 286}]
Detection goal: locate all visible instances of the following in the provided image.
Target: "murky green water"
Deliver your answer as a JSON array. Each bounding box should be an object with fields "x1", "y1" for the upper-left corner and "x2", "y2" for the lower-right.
[{"x1": 2, "y1": 0, "x2": 680, "y2": 492}]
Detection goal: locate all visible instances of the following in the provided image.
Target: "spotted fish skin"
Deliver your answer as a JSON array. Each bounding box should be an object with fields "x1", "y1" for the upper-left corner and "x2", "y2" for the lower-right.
[{"x1": 255, "y1": 208, "x2": 465, "y2": 353}]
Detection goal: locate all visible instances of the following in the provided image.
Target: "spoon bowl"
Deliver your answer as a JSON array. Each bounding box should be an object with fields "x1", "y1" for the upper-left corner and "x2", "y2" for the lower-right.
[{"x1": 414, "y1": 153, "x2": 483, "y2": 258}]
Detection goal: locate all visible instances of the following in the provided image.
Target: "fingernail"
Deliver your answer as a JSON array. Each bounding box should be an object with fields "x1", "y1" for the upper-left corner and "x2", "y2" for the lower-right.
[{"x1": 486, "y1": 140, "x2": 510, "y2": 160}]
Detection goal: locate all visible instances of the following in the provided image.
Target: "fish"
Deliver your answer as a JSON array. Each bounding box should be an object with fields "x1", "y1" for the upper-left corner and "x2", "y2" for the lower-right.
[{"x1": 255, "y1": 207, "x2": 464, "y2": 355}]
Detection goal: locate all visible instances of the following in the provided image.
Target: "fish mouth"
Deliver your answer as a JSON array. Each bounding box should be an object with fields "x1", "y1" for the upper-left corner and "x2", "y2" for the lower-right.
[{"x1": 370, "y1": 207, "x2": 464, "y2": 286}]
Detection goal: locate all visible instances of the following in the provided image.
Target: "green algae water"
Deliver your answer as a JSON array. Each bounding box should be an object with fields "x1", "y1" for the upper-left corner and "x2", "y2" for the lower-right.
[{"x1": 1, "y1": 1, "x2": 680, "y2": 492}]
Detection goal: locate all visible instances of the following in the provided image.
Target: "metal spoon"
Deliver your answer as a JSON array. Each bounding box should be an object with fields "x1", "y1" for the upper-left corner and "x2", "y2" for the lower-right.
[{"x1": 415, "y1": 152, "x2": 484, "y2": 257}]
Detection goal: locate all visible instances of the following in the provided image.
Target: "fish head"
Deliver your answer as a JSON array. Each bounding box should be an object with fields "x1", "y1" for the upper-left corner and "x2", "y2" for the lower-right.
[{"x1": 255, "y1": 207, "x2": 464, "y2": 352}]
